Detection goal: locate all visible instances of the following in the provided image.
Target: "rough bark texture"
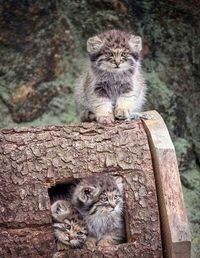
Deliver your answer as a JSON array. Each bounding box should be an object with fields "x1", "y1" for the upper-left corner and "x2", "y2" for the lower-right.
[
  {"x1": 0, "y1": 121, "x2": 162, "y2": 257},
  {"x1": 0, "y1": 227, "x2": 55, "y2": 258}
]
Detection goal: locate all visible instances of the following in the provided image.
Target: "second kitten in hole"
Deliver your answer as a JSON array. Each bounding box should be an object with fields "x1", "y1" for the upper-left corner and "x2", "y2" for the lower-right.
[
  {"x1": 72, "y1": 175, "x2": 125, "y2": 248},
  {"x1": 51, "y1": 198, "x2": 88, "y2": 250}
]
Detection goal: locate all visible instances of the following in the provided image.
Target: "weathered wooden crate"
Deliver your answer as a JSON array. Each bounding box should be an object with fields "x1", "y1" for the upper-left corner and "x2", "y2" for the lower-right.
[{"x1": 0, "y1": 111, "x2": 191, "y2": 258}]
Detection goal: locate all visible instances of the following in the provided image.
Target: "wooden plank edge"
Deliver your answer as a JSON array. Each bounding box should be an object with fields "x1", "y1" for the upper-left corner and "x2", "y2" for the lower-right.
[{"x1": 141, "y1": 110, "x2": 191, "y2": 258}]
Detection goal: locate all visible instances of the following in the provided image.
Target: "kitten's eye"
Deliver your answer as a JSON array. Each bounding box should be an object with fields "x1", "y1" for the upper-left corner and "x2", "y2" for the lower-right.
[
  {"x1": 77, "y1": 231, "x2": 84, "y2": 235},
  {"x1": 114, "y1": 195, "x2": 119, "y2": 199},
  {"x1": 121, "y1": 52, "x2": 127, "y2": 57},
  {"x1": 101, "y1": 196, "x2": 108, "y2": 201},
  {"x1": 107, "y1": 52, "x2": 113, "y2": 57},
  {"x1": 65, "y1": 224, "x2": 71, "y2": 230}
]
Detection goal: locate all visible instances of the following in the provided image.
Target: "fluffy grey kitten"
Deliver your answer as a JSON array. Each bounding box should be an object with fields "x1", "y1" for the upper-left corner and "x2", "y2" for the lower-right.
[
  {"x1": 72, "y1": 175, "x2": 125, "y2": 247},
  {"x1": 75, "y1": 29, "x2": 146, "y2": 123}
]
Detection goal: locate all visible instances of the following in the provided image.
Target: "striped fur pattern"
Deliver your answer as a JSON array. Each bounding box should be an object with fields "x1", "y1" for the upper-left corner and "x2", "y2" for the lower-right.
[
  {"x1": 72, "y1": 175, "x2": 125, "y2": 247},
  {"x1": 75, "y1": 29, "x2": 146, "y2": 123},
  {"x1": 51, "y1": 199, "x2": 88, "y2": 249}
]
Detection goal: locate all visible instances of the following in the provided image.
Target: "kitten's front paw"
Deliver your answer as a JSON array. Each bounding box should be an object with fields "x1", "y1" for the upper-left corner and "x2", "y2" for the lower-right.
[
  {"x1": 130, "y1": 112, "x2": 152, "y2": 120},
  {"x1": 56, "y1": 241, "x2": 68, "y2": 251},
  {"x1": 85, "y1": 237, "x2": 97, "y2": 251},
  {"x1": 97, "y1": 238, "x2": 113, "y2": 247},
  {"x1": 114, "y1": 106, "x2": 131, "y2": 120},
  {"x1": 96, "y1": 115, "x2": 114, "y2": 124}
]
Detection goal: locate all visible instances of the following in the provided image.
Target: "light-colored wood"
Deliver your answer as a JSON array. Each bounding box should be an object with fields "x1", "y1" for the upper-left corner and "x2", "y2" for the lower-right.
[{"x1": 142, "y1": 110, "x2": 191, "y2": 258}]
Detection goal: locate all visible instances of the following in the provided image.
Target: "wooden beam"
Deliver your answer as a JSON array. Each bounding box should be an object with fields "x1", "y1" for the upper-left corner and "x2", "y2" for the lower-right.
[{"x1": 142, "y1": 110, "x2": 191, "y2": 258}]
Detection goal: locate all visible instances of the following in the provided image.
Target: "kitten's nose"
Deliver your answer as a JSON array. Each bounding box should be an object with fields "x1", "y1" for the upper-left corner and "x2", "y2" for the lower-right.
[
  {"x1": 109, "y1": 201, "x2": 116, "y2": 208},
  {"x1": 114, "y1": 59, "x2": 120, "y2": 67},
  {"x1": 69, "y1": 234, "x2": 74, "y2": 240}
]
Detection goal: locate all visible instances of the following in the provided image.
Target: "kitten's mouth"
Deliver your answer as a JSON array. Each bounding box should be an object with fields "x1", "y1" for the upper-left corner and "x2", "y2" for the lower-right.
[{"x1": 70, "y1": 240, "x2": 83, "y2": 248}]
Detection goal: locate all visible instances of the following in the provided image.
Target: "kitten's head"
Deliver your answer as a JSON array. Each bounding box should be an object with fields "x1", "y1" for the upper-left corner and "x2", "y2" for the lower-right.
[
  {"x1": 51, "y1": 200, "x2": 72, "y2": 222},
  {"x1": 73, "y1": 175, "x2": 123, "y2": 217},
  {"x1": 53, "y1": 216, "x2": 88, "y2": 249},
  {"x1": 87, "y1": 30, "x2": 142, "y2": 72},
  {"x1": 72, "y1": 176, "x2": 101, "y2": 215}
]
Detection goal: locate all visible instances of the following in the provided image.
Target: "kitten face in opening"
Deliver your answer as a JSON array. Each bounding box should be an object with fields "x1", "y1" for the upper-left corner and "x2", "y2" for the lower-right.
[
  {"x1": 90, "y1": 188, "x2": 122, "y2": 216},
  {"x1": 72, "y1": 175, "x2": 123, "y2": 217},
  {"x1": 53, "y1": 217, "x2": 87, "y2": 249},
  {"x1": 72, "y1": 175, "x2": 125, "y2": 245},
  {"x1": 87, "y1": 30, "x2": 142, "y2": 72}
]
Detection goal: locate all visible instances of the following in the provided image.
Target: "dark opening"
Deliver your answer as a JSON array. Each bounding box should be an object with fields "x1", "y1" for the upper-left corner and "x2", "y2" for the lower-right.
[{"x1": 48, "y1": 179, "x2": 80, "y2": 203}]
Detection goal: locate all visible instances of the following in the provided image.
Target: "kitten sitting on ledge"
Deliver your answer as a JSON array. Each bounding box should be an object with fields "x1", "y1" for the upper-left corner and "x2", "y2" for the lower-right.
[{"x1": 75, "y1": 29, "x2": 146, "y2": 123}]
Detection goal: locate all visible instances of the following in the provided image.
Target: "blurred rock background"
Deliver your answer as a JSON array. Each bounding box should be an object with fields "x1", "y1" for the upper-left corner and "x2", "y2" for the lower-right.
[{"x1": 0, "y1": 0, "x2": 199, "y2": 256}]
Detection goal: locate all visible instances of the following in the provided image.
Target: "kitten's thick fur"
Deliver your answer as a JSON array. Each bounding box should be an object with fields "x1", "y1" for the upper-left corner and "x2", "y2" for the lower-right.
[
  {"x1": 75, "y1": 29, "x2": 146, "y2": 123},
  {"x1": 72, "y1": 175, "x2": 125, "y2": 247},
  {"x1": 51, "y1": 200, "x2": 87, "y2": 249}
]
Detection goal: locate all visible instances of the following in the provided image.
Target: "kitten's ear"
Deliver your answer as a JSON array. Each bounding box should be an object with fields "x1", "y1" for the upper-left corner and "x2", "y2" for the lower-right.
[
  {"x1": 80, "y1": 186, "x2": 95, "y2": 201},
  {"x1": 129, "y1": 35, "x2": 142, "y2": 53},
  {"x1": 79, "y1": 185, "x2": 100, "y2": 203},
  {"x1": 53, "y1": 223, "x2": 64, "y2": 230},
  {"x1": 87, "y1": 36, "x2": 104, "y2": 53},
  {"x1": 115, "y1": 176, "x2": 123, "y2": 194},
  {"x1": 51, "y1": 202, "x2": 58, "y2": 214}
]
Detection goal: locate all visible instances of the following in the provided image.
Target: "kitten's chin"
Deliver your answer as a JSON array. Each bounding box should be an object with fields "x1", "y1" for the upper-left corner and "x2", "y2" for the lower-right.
[{"x1": 70, "y1": 240, "x2": 83, "y2": 249}]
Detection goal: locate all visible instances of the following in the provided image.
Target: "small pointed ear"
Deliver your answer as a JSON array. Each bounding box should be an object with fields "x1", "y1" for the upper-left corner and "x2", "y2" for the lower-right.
[
  {"x1": 87, "y1": 36, "x2": 104, "y2": 53},
  {"x1": 80, "y1": 186, "x2": 95, "y2": 201},
  {"x1": 129, "y1": 35, "x2": 142, "y2": 53},
  {"x1": 53, "y1": 223, "x2": 64, "y2": 230},
  {"x1": 51, "y1": 202, "x2": 58, "y2": 214},
  {"x1": 115, "y1": 176, "x2": 123, "y2": 193},
  {"x1": 79, "y1": 185, "x2": 101, "y2": 204}
]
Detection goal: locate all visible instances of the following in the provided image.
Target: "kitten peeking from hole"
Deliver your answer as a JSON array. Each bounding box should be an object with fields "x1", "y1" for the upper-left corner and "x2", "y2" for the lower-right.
[
  {"x1": 51, "y1": 198, "x2": 88, "y2": 250},
  {"x1": 72, "y1": 175, "x2": 125, "y2": 248}
]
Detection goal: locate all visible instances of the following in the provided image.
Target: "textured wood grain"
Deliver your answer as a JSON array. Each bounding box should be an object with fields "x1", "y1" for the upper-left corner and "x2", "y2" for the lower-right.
[
  {"x1": 0, "y1": 227, "x2": 55, "y2": 258},
  {"x1": 142, "y1": 111, "x2": 191, "y2": 258},
  {"x1": 0, "y1": 121, "x2": 162, "y2": 257}
]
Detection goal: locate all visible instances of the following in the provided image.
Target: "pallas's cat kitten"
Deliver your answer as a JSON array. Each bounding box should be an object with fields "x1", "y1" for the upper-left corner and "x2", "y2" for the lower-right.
[
  {"x1": 72, "y1": 175, "x2": 125, "y2": 247},
  {"x1": 51, "y1": 199, "x2": 88, "y2": 250},
  {"x1": 75, "y1": 29, "x2": 146, "y2": 123}
]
